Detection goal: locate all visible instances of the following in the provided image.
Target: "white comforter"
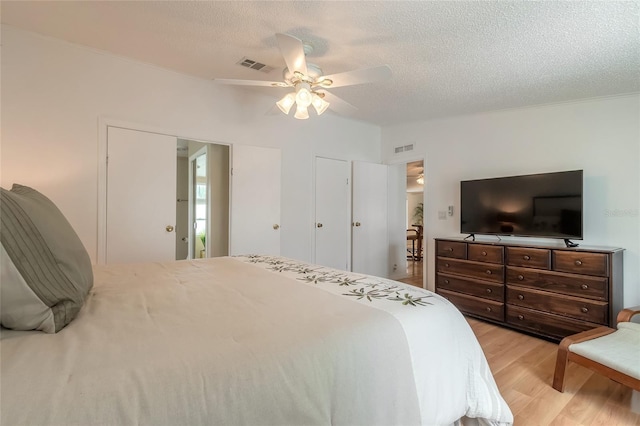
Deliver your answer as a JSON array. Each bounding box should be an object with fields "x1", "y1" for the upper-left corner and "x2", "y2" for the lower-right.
[{"x1": 1, "y1": 255, "x2": 512, "y2": 426}]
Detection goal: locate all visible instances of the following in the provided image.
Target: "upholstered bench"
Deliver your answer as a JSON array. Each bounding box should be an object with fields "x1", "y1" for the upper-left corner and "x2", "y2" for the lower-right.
[{"x1": 553, "y1": 305, "x2": 640, "y2": 393}]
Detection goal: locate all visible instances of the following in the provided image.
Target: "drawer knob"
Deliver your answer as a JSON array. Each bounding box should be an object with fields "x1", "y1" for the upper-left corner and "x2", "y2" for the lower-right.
[
  {"x1": 518, "y1": 294, "x2": 524, "y2": 300},
  {"x1": 447, "y1": 247, "x2": 453, "y2": 252},
  {"x1": 481, "y1": 251, "x2": 487, "y2": 256},
  {"x1": 445, "y1": 263, "x2": 450, "y2": 268},
  {"x1": 444, "y1": 279, "x2": 450, "y2": 284},
  {"x1": 517, "y1": 314, "x2": 524, "y2": 320},
  {"x1": 486, "y1": 288, "x2": 492, "y2": 294},
  {"x1": 575, "y1": 260, "x2": 583, "y2": 266},
  {"x1": 581, "y1": 284, "x2": 589, "y2": 290},
  {"x1": 523, "y1": 255, "x2": 531, "y2": 261},
  {"x1": 581, "y1": 307, "x2": 589, "y2": 313},
  {"x1": 486, "y1": 307, "x2": 492, "y2": 312},
  {"x1": 517, "y1": 275, "x2": 524, "y2": 281},
  {"x1": 486, "y1": 270, "x2": 492, "y2": 275}
]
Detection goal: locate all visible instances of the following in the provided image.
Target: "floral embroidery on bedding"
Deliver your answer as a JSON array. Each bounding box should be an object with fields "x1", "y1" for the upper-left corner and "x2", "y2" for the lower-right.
[{"x1": 235, "y1": 255, "x2": 433, "y2": 307}]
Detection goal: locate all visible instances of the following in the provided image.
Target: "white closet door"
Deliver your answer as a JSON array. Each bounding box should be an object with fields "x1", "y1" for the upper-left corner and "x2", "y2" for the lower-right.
[
  {"x1": 314, "y1": 157, "x2": 350, "y2": 270},
  {"x1": 352, "y1": 161, "x2": 389, "y2": 277},
  {"x1": 230, "y1": 145, "x2": 281, "y2": 256},
  {"x1": 106, "y1": 127, "x2": 177, "y2": 264}
]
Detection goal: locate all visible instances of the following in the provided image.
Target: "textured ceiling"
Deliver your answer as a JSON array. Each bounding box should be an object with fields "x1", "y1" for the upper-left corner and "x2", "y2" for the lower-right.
[{"x1": 2, "y1": 1, "x2": 639, "y2": 126}]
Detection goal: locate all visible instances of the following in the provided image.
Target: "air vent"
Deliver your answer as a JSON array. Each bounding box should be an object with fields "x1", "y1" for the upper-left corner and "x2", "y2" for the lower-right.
[
  {"x1": 237, "y1": 57, "x2": 274, "y2": 73},
  {"x1": 394, "y1": 144, "x2": 414, "y2": 154}
]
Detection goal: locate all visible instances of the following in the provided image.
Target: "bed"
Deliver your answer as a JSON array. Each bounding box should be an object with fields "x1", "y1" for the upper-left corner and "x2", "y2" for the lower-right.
[{"x1": 0, "y1": 185, "x2": 512, "y2": 425}]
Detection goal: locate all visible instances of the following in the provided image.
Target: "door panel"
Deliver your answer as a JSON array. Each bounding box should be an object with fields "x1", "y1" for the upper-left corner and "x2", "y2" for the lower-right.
[
  {"x1": 314, "y1": 157, "x2": 349, "y2": 270},
  {"x1": 106, "y1": 127, "x2": 177, "y2": 263},
  {"x1": 230, "y1": 145, "x2": 281, "y2": 256},
  {"x1": 352, "y1": 161, "x2": 388, "y2": 277}
]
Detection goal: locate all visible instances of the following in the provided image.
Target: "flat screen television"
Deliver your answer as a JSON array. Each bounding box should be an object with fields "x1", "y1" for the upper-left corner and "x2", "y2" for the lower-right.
[{"x1": 460, "y1": 170, "x2": 583, "y2": 241}]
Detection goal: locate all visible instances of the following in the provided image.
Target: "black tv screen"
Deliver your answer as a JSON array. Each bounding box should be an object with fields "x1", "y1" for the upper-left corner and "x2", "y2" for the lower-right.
[{"x1": 460, "y1": 170, "x2": 583, "y2": 239}]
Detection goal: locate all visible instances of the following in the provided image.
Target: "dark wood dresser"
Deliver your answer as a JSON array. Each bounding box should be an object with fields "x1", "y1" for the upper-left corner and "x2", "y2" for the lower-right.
[{"x1": 434, "y1": 238, "x2": 624, "y2": 341}]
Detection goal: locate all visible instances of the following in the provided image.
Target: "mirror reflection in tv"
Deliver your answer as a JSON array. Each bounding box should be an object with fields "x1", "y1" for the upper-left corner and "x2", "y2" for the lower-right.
[{"x1": 460, "y1": 170, "x2": 583, "y2": 239}]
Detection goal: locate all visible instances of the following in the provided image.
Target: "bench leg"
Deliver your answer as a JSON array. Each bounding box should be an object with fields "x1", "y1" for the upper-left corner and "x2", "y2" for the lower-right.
[{"x1": 553, "y1": 342, "x2": 570, "y2": 392}]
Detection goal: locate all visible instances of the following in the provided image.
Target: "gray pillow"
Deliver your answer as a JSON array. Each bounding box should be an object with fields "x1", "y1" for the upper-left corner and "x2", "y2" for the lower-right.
[{"x1": 0, "y1": 184, "x2": 93, "y2": 333}]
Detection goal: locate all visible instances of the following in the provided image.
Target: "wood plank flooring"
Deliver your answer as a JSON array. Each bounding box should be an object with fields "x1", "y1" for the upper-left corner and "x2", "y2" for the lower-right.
[
  {"x1": 467, "y1": 317, "x2": 640, "y2": 425},
  {"x1": 397, "y1": 261, "x2": 639, "y2": 425}
]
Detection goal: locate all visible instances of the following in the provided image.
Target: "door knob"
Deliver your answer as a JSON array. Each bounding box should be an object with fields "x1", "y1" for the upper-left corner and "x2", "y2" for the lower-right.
[
  {"x1": 354, "y1": 222, "x2": 361, "y2": 227},
  {"x1": 317, "y1": 223, "x2": 323, "y2": 228},
  {"x1": 273, "y1": 224, "x2": 280, "y2": 230},
  {"x1": 166, "y1": 225, "x2": 174, "y2": 232}
]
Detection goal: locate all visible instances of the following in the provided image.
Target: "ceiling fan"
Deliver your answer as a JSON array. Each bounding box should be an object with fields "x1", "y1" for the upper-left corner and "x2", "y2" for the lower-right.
[{"x1": 215, "y1": 33, "x2": 392, "y2": 119}]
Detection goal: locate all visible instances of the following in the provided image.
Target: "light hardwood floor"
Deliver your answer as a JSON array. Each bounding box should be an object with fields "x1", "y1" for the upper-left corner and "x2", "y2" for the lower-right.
[
  {"x1": 468, "y1": 318, "x2": 639, "y2": 425},
  {"x1": 398, "y1": 261, "x2": 638, "y2": 425}
]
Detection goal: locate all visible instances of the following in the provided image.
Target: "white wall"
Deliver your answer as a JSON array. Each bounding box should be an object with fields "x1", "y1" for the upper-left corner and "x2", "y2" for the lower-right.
[
  {"x1": 382, "y1": 95, "x2": 640, "y2": 307},
  {"x1": 1, "y1": 26, "x2": 382, "y2": 263}
]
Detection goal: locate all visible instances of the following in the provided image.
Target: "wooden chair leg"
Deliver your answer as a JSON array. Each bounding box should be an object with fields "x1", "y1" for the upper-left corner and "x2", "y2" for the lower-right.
[{"x1": 553, "y1": 342, "x2": 570, "y2": 392}]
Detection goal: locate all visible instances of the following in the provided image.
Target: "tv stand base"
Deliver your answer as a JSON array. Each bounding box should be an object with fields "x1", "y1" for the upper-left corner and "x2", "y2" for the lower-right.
[
  {"x1": 463, "y1": 234, "x2": 475, "y2": 241},
  {"x1": 564, "y1": 239, "x2": 579, "y2": 248}
]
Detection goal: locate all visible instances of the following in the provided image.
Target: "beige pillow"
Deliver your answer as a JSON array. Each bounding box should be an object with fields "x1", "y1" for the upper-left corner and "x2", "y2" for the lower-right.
[{"x1": 0, "y1": 184, "x2": 93, "y2": 332}]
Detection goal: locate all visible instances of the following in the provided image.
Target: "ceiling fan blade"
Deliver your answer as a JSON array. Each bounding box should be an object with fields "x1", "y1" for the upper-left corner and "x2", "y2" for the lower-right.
[
  {"x1": 276, "y1": 33, "x2": 308, "y2": 76},
  {"x1": 215, "y1": 78, "x2": 289, "y2": 88},
  {"x1": 319, "y1": 91, "x2": 358, "y2": 116},
  {"x1": 320, "y1": 65, "x2": 391, "y2": 89}
]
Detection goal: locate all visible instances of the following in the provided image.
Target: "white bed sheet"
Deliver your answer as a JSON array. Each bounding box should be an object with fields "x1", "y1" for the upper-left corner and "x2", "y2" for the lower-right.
[{"x1": 1, "y1": 255, "x2": 512, "y2": 426}]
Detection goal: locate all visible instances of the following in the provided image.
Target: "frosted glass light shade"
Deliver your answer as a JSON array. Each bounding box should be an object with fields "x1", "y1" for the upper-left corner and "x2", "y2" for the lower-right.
[
  {"x1": 276, "y1": 93, "x2": 296, "y2": 114},
  {"x1": 295, "y1": 82, "x2": 312, "y2": 108},
  {"x1": 311, "y1": 93, "x2": 330, "y2": 116},
  {"x1": 294, "y1": 105, "x2": 309, "y2": 120}
]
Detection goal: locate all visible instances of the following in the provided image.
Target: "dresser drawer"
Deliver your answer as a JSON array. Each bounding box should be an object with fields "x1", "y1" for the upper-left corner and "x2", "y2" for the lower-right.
[
  {"x1": 468, "y1": 244, "x2": 504, "y2": 264},
  {"x1": 553, "y1": 251, "x2": 609, "y2": 277},
  {"x1": 506, "y1": 305, "x2": 600, "y2": 341},
  {"x1": 437, "y1": 258, "x2": 504, "y2": 283},
  {"x1": 506, "y1": 285, "x2": 608, "y2": 324},
  {"x1": 436, "y1": 241, "x2": 467, "y2": 259},
  {"x1": 506, "y1": 266, "x2": 608, "y2": 301},
  {"x1": 438, "y1": 289, "x2": 504, "y2": 322},
  {"x1": 437, "y1": 273, "x2": 504, "y2": 302},
  {"x1": 506, "y1": 247, "x2": 551, "y2": 269}
]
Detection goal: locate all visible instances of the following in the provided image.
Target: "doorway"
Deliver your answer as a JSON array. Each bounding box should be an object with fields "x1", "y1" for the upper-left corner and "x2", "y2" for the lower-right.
[
  {"x1": 401, "y1": 160, "x2": 424, "y2": 287},
  {"x1": 190, "y1": 147, "x2": 209, "y2": 259}
]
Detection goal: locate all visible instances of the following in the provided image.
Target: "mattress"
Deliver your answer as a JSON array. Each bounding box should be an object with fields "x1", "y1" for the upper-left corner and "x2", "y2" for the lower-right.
[{"x1": 0, "y1": 255, "x2": 512, "y2": 425}]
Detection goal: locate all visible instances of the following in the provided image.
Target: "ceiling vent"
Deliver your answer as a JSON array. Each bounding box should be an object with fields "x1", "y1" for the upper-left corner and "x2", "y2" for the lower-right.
[
  {"x1": 237, "y1": 57, "x2": 274, "y2": 73},
  {"x1": 394, "y1": 144, "x2": 414, "y2": 154}
]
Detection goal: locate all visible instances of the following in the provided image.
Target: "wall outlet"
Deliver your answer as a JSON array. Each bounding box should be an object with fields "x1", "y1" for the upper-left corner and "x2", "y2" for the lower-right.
[
  {"x1": 438, "y1": 211, "x2": 447, "y2": 220},
  {"x1": 448, "y1": 205, "x2": 454, "y2": 216}
]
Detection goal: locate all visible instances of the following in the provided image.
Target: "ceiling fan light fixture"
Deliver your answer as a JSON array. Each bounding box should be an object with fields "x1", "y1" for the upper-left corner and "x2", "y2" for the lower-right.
[
  {"x1": 276, "y1": 92, "x2": 296, "y2": 114},
  {"x1": 311, "y1": 93, "x2": 330, "y2": 116},
  {"x1": 294, "y1": 104, "x2": 309, "y2": 120},
  {"x1": 417, "y1": 174, "x2": 425, "y2": 185}
]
